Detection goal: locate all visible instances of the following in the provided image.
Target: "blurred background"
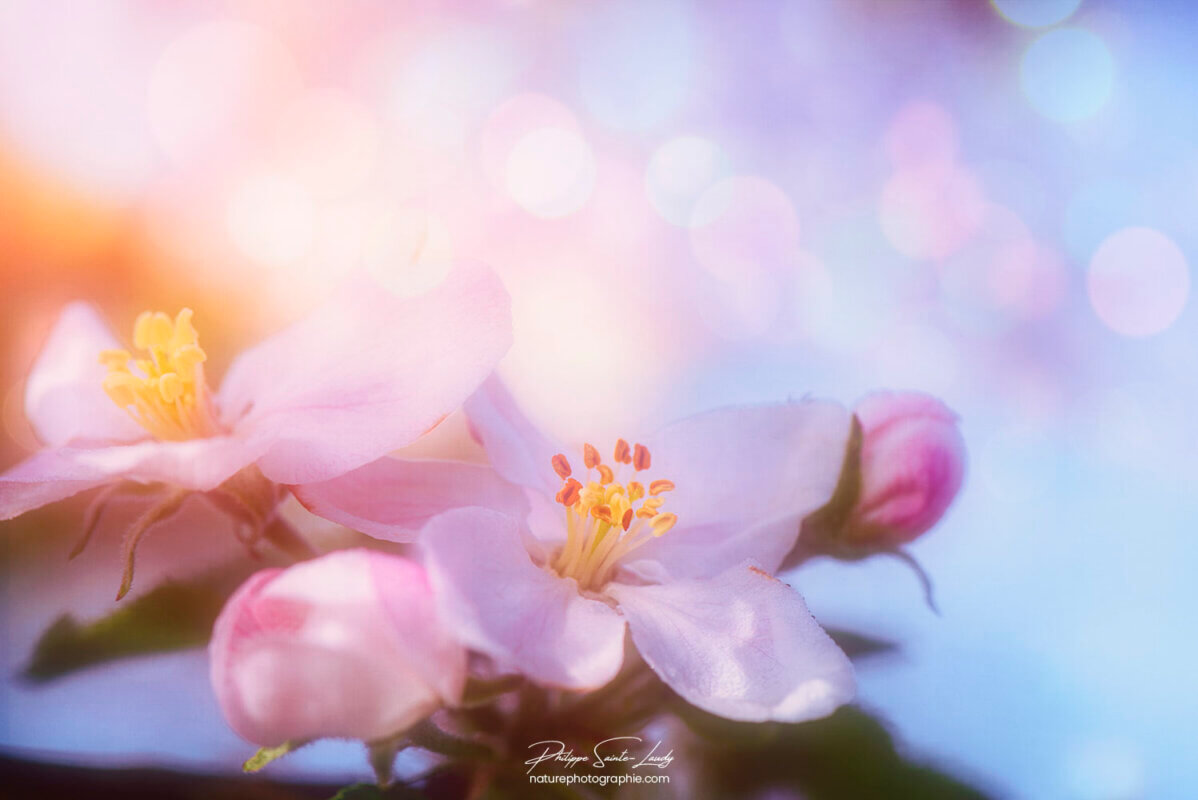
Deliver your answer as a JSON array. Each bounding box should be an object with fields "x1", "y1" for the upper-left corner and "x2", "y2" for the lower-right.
[{"x1": 1, "y1": 0, "x2": 1195, "y2": 797}]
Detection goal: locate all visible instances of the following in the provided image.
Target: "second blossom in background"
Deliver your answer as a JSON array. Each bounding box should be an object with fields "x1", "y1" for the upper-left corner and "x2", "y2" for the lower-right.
[{"x1": 210, "y1": 548, "x2": 466, "y2": 748}]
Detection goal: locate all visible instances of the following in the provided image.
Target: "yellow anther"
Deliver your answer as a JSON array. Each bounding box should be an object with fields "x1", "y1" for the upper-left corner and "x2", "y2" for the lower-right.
[
  {"x1": 157, "y1": 373, "x2": 184, "y2": 403},
  {"x1": 628, "y1": 481, "x2": 645, "y2": 502},
  {"x1": 99, "y1": 350, "x2": 131, "y2": 371},
  {"x1": 650, "y1": 513, "x2": 678, "y2": 536},
  {"x1": 597, "y1": 464, "x2": 614, "y2": 485},
  {"x1": 133, "y1": 311, "x2": 173, "y2": 350},
  {"x1": 101, "y1": 308, "x2": 215, "y2": 441},
  {"x1": 169, "y1": 308, "x2": 199, "y2": 351}
]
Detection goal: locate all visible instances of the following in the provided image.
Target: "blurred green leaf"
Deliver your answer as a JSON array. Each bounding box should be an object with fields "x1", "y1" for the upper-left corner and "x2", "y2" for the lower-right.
[
  {"x1": 677, "y1": 701, "x2": 993, "y2": 799},
  {"x1": 22, "y1": 564, "x2": 254, "y2": 682}
]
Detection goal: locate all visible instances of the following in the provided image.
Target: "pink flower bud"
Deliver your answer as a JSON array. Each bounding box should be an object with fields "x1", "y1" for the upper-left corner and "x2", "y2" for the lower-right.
[
  {"x1": 209, "y1": 549, "x2": 466, "y2": 746},
  {"x1": 847, "y1": 392, "x2": 966, "y2": 546}
]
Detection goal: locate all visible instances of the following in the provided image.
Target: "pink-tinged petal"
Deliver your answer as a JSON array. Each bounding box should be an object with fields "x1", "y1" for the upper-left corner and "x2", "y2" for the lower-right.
[
  {"x1": 631, "y1": 401, "x2": 852, "y2": 578},
  {"x1": 609, "y1": 564, "x2": 855, "y2": 723},
  {"x1": 462, "y1": 376, "x2": 562, "y2": 497},
  {"x1": 0, "y1": 449, "x2": 116, "y2": 520},
  {"x1": 23, "y1": 302, "x2": 145, "y2": 447},
  {"x1": 369, "y1": 552, "x2": 468, "y2": 705},
  {"x1": 1, "y1": 437, "x2": 266, "y2": 521},
  {"x1": 421, "y1": 507, "x2": 626, "y2": 690},
  {"x1": 67, "y1": 437, "x2": 266, "y2": 492},
  {"x1": 217, "y1": 263, "x2": 512, "y2": 486},
  {"x1": 293, "y1": 457, "x2": 529, "y2": 543},
  {"x1": 210, "y1": 550, "x2": 464, "y2": 746},
  {"x1": 850, "y1": 391, "x2": 966, "y2": 545}
]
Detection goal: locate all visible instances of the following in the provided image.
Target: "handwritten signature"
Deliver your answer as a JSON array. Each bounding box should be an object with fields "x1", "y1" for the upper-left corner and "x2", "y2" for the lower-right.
[{"x1": 525, "y1": 737, "x2": 675, "y2": 774}]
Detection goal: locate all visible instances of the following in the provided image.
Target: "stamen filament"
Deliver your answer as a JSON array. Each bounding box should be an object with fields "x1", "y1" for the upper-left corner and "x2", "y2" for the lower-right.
[{"x1": 548, "y1": 440, "x2": 679, "y2": 591}]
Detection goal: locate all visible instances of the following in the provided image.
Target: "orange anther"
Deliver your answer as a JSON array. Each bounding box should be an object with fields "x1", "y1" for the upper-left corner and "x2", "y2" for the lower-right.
[
  {"x1": 551, "y1": 454, "x2": 572, "y2": 479},
  {"x1": 597, "y1": 464, "x2": 614, "y2": 485},
  {"x1": 591, "y1": 504, "x2": 613, "y2": 523},
  {"x1": 649, "y1": 479, "x2": 675, "y2": 495},
  {"x1": 621, "y1": 508, "x2": 634, "y2": 531},
  {"x1": 614, "y1": 438, "x2": 632, "y2": 464},
  {"x1": 556, "y1": 478, "x2": 582, "y2": 506},
  {"x1": 628, "y1": 481, "x2": 645, "y2": 501},
  {"x1": 636, "y1": 506, "x2": 657, "y2": 519},
  {"x1": 633, "y1": 443, "x2": 651, "y2": 471},
  {"x1": 583, "y1": 443, "x2": 600, "y2": 469}
]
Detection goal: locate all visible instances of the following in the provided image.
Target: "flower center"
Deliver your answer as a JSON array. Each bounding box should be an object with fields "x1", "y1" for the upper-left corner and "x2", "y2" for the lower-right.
[
  {"x1": 100, "y1": 309, "x2": 218, "y2": 441},
  {"x1": 549, "y1": 439, "x2": 677, "y2": 591}
]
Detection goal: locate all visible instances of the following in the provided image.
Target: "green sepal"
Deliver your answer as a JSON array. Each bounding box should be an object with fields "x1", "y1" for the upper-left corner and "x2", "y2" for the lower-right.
[{"x1": 243, "y1": 739, "x2": 308, "y2": 773}]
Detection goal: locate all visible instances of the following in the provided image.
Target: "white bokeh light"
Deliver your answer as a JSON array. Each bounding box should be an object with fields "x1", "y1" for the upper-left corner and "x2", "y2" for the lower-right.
[
  {"x1": 272, "y1": 90, "x2": 380, "y2": 200},
  {"x1": 505, "y1": 127, "x2": 597, "y2": 219},
  {"x1": 689, "y1": 176, "x2": 800, "y2": 282},
  {"x1": 148, "y1": 20, "x2": 301, "y2": 165},
  {"x1": 382, "y1": 26, "x2": 520, "y2": 149},
  {"x1": 1020, "y1": 28, "x2": 1113, "y2": 123},
  {"x1": 226, "y1": 173, "x2": 316, "y2": 269},
  {"x1": 1087, "y1": 227, "x2": 1190, "y2": 337},
  {"x1": 645, "y1": 136, "x2": 731, "y2": 226},
  {"x1": 479, "y1": 93, "x2": 582, "y2": 191},
  {"x1": 880, "y1": 164, "x2": 985, "y2": 260}
]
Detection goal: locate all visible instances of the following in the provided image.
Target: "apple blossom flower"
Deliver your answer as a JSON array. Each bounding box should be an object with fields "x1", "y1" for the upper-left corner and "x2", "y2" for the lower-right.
[
  {"x1": 210, "y1": 548, "x2": 465, "y2": 746},
  {"x1": 305, "y1": 378, "x2": 857, "y2": 723},
  {"x1": 844, "y1": 391, "x2": 966, "y2": 546},
  {"x1": 0, "y1": 264, "x2": 511, "y2": 598}
]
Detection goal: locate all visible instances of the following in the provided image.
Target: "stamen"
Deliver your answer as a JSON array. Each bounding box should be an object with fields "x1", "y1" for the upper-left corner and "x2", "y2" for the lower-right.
[
  {"x1": 556, "y1": 478, "x2": 582, "y2": 506},
  {"x1": 583, "y1": 443, "x2": 600, "y2": 469},
  {"x1": 551, "y1": 454, "x2": 572, "y2": 479},
  {"x1": 101, "y1": 308, "x2": 217, "y2": 441},
  {"x1": 650, "y1": 513, "x2": 678, "y2": 536},
  {"x1": 548, "y1": 438, "x2": 681, "y2": 591}
]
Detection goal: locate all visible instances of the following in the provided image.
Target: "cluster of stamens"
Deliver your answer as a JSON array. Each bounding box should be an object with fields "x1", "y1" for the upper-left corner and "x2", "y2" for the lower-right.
[
  {"x1": 549, "y1": 439, "x2": 677, "y2": 591},
  {"x1": 100, "y1": 309, "x2": 218, "y2": 441}
]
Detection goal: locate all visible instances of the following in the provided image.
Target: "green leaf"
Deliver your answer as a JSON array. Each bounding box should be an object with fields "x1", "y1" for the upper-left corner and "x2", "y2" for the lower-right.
[
  {"x1": 676, "y1": 700, "x2": 993, "y2": 799},
  {"x1": 824, "y1": 627, "x2": 898, "y2": 660},
  {"x1": 243, "y1": 740, "x2": 307, "y2": 773},
  {"x1": 22, "y1": 563, "x2": 255, "y2": 683}
]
